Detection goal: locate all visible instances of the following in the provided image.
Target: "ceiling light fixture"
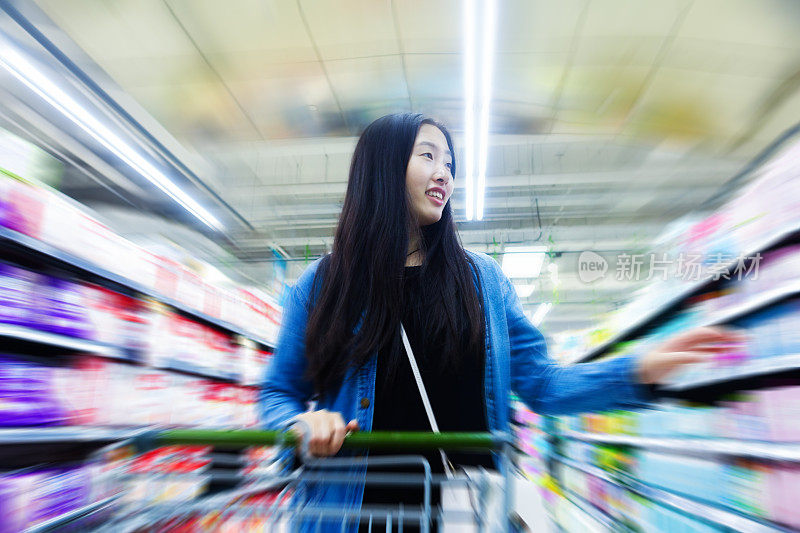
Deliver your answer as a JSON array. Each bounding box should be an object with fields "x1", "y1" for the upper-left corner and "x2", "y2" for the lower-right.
[
  {"x1": 0, "y1": 40, "x2": 223, "y2": 231},
  {"x1": 513, "y1": 283, "x2": 536, "y2": 298},
  {"x1": 531, "y1": 302, "x2": 552, "y2": 327},
  {"x1": 463, "y1": 0, "x2": 496, "y2": 222},
  {"x1": 463, "y1": 0, "x2": 476, "y2": 221},
  {"x1": 501, "y1": 245, "x2": 548, "y2": 278},
  {"x1": 475, "y1": 0, "x2": 496, "y2": 222}
]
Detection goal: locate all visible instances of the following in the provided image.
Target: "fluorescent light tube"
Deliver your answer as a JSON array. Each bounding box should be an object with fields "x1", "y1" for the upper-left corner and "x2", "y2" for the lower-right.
[
  {"x1": 514, "y1": 283, "x2": 536, "y2": 298},
  {"x1": 531, "y1": 302, "x2": 552, "y2": 326},
  {"x1": 463, "y1": 0, "x2": 476, "y2": 221},
  {"x1": 0, "y1": 41, "x2": 223, "y2": 230},
  {"x1": 502, "y1": 245, "x2": 548, "y2": 278},
  {"x1": 475, "y1": 0, "x2": 496, "y2": 221}
]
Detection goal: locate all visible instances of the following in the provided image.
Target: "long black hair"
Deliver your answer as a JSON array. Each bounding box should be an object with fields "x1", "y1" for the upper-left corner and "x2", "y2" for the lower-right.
[{"x1": 305, "y1": 113, "x2": 485, "y2": 398}]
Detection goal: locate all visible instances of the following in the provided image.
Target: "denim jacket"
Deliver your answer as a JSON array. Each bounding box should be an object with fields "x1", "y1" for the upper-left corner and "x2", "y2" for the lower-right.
[{"x1": 259, "y1": 251, "x2": 650, "y2": 530}]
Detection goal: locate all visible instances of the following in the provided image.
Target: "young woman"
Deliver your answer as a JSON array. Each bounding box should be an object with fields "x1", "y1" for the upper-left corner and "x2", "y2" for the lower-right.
[{"x1": 259, "y1": 113, "x2": 739, "y2": 531}]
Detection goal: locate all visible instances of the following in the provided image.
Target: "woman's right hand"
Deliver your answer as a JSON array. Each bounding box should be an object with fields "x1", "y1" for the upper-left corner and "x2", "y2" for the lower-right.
[{"x1": 292, "y1": 409, "x2": 359, "y2": 457}]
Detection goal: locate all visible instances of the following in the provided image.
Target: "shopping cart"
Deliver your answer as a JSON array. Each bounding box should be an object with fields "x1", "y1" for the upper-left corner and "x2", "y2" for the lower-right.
[{"x1": 27, "y1": 429, "x2": 519, "y2": 533}]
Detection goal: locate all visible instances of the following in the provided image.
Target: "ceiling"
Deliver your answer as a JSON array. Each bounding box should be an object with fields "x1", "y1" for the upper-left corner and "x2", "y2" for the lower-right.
[{"x1": 2, "y1": 0, "x2": 800, "y2": 333}]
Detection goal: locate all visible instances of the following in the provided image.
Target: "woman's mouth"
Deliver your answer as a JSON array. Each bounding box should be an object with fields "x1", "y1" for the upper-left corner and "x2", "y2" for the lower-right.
[{"x1": 425, "y1": 189, "x2": 444, "y2": 206}]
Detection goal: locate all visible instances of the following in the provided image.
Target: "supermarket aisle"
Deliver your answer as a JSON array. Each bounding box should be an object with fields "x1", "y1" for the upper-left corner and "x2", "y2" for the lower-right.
[{"x1": 0, "y1": 1, "x2": 800, "y2": 531}]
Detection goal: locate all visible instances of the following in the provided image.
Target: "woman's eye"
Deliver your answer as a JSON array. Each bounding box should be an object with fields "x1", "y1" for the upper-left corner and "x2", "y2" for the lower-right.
[
  {"x1": 421, "y1": 152, "x2": 433, "y2": 159},
  {"x1": 445, "y1": 163, "x2": 453, "y2": 170}
]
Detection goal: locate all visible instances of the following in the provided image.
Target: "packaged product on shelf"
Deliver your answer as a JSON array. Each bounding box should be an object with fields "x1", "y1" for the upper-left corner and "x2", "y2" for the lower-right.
[
  {"x1": 737, "y1": 300, "x2": 800, "y2": 359},
  {"x1": 81, "y1": 284, "x2": 149, "y2": 350},
  {"x1": 128, "y1": 368, "x2": 173, "y2": 426},
  {"x1": 164, "y1": 314, "x2": 203, "y2": 374},
  {"x1": 240, "y1": 339, "x2": 272, "y2": 385},
  {"x1": 124, "y1": 446, "x2": 211, "y2": 506},
  {"x1": 0, "y1": 176, "x2": 47, "y2": 238},
  {"x1": 0, "y1": 465, "x2": 95, "y2": 533},
  {"x1": 0, "y1": 262, "x2": 37, "y2": 328},
  {"x1": 202, "y1": 280, "x2": 222, "y2": 318},
  {"x1": 0, "y1": 354, "x2": 67, "y2": 426},
  {"x1": 770, "y1": 465, "x2": 800, "y2": 529},
  {"x1": 746, "y1": 386, "x2": 800, "y2": 441},
  {"x1": 176, "y1": 267, "x2": 205, "y2": 312},
  {"x1": 207, "y1": 327, "x2": 239, "y2": 380},
  {"x1": 138, "y1": 298, "x2": 170, "y2": 367},
  {"x1": 0, "y1": 174, "x2": 281, "y2": 344},
  {"x1": 238, "y1": 386, "x2": 260, "y2": 428},
  {"x1": 0, "y1": 263, "x2": 104, "y2": 341},
  {"x1": 33, "y1": 275, "x2": 92, "y2": 339},
  {"x1": 722, "y1": 459, "x2": 772, "y2": 519},
  {"x1": 152, "y1": 254, "x2": 181, "y2": 301}
]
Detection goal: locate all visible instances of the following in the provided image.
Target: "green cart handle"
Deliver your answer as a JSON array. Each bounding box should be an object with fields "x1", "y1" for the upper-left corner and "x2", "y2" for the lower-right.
[{"x1": 132, "y1": 429, "x2": 511, "y2": 452}]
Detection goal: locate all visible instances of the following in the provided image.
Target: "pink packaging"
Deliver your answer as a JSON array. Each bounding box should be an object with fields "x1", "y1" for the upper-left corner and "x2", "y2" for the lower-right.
[
  {"x1": 0, "y1": 178, "x2": 46, "y2": 238},
  {"x1": 769, "y1": 465, "x2": 800, "y2": 528},
  {"x1": 752, "y1": 387, "x2": 800, "y2": 442},
  {"x1": 202, "y1": 282, "x2": 222, "y2": 319},
  {"x1": 129, "y1": 369, "x2": 172, "y2": 426},
  {"x1": 81, "y1": 284, "x2": 149, "y2": 350},
  {"x1": 153, "y1": 256, "x2": 180, "y2": 300}
]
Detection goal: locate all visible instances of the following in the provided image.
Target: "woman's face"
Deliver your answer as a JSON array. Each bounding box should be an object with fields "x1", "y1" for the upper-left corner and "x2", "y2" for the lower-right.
[{"x1": 405, "y1": 124, "x2": 454, "y2": 226}]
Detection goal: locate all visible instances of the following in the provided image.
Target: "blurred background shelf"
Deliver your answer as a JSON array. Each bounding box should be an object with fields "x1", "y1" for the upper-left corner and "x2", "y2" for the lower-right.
[
  {"x1": 562, "y1": 431, "x2": 800, "y2": 462},
  {"x1": 573, "y1": 224, "x2": 800, "y2": 364},
  {"x1": 0, "y1": 323, "x2": 246, "y2": 383},
  {"x1": 0, "y1": 427, "x2": 148, "y2": 444},
  {"x1": 561, "y1": 487, "x2": 624, "y2": 532},
  {"x1": 698, "y1": 280, "x2": 800, "y2": 328},
  {"x1": 662, "y1": 353, "x2": 800, "y2": 390},
  {"x1": 554, "y1": 455, "x2": 793, "y2": 533},
  {"x1": 0, "y1": 322, "x2": 124, "y2": 358},
  {"x1": 0, "y1": 225, "x2": 274, "y2": 348}
]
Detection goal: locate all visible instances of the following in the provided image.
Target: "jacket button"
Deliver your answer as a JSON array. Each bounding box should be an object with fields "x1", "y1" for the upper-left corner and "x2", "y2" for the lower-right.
[{"x1": 360, "y1": 398, "x2": 370, "y2": 409}]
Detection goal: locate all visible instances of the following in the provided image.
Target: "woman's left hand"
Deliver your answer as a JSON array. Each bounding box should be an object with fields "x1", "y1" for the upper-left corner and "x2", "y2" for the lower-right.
[{"x1": 636, "y1": 326, "x2": 747, "y2": 384}]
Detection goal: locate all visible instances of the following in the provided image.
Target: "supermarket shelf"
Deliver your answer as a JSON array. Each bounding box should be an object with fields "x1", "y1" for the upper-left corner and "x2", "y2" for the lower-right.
[
  {"x1": 0, "y1": 225, "x2": 275, "y2": 348},
  {"x1": 560, "y1": 487, "x2": 621, "y2": 531},
  {"x1": 0, "y1": 323, "x2": 125, "y2": 359},
  {"x1": 662, "y1": 352, "x2": 800, "y2": 390},
  {"x1": 23, "y1": 495, "x2": 119, "y2": 533},
  {"x1": 563, "y1": 431, "x2": 800, "y2": 462},
  {"x1": 572, "y1": 224, "x2": 800, "y2": 364},
  {"x1": 699, "y1": 279, "x2": 800, "y2": 327},
  {"x1": 0, "y1": 427, "x2": 149, "y2": 444},
  {"x1": 554, "y1": 455, "x2": 793, "y2": 533},
  {"x1": 158, "y1": 359, "x2": 240, "y2": 383},
  {"x1": 0, "y1": 323, "x2": 243, "y2": 383}
]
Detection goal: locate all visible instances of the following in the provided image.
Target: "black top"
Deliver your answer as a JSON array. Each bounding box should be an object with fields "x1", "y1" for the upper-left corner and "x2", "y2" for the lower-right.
[{"x1": 361, "y1": 266, "x2": 492, "y2": 519}]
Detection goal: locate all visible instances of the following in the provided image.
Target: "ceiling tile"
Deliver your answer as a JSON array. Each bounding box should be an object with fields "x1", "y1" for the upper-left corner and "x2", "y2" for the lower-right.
[
  {"x1": 580, "y1": 0, "x2": 687, "y2": 38},
  {"x1": 226, "y1": 62, "x2": 342, "y2": 138},
  {"x1": 324, "y1": 55, "x2": 408, "y2": 107},
  {"x1": 37, "y1": 0, "x2": 196, "y2": 60},
  {"x1": 300, "y1": 0, "x2": 399, "y2": 60},
  {"x1": 392, "y1": 0, "x2": 461, "y2": 54},
  {"x1": 403, "y1": 54, "x2": 460, "y2": 102},
  {"x1": 664, "y1": 38, "x2": 800, "y2": 80},
  {"x1": 165, "y1": 0, "x2": 315, "y2": 61},
  {"x1": 679, "y1": 0, "x2": 800, "y2": 49},
  {"x1": 624, "y1": 68, "x2": 781, "y2": 144},
  {"x1": 495, "y1": 0, "x2": 587, "y2": 55},
  {"x1": 496, "y1": 52, "x2": 570, "y2": 107}
]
